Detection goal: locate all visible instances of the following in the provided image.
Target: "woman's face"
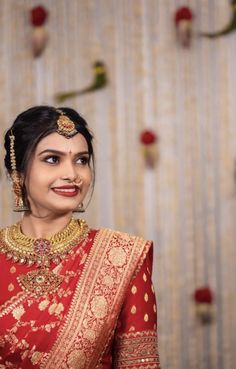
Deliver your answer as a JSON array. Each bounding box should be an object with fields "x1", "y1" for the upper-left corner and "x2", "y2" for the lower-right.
[{"x1": 24, "y1": 132, "x2": 92, "y2": 217}]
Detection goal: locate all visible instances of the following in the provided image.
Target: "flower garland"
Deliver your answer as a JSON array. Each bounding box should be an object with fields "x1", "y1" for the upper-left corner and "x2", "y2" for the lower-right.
[
  {"x1": 30, "y1": 5, "x2": 49, "y2": 58},
  {"x1": 194, "y1": 286, "x2": 214, "y2": 324},
  {"x1": 140, "y1": 130, "x2": 158, "y2": 169},
  {"x1": 174, "y1": 6, "x2": 194, "y2": 48}
]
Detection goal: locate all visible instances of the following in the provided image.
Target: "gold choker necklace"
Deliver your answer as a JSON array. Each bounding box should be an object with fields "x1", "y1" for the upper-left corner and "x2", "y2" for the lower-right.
[{"x1": 0, "y1": 218, "x2": 89, "y2": 295}]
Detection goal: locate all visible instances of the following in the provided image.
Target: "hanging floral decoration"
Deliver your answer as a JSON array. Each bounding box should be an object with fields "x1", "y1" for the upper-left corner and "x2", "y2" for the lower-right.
[
  {"x1": 30, "y1": 5, "x2": 49, "y2": 58},
  {"x1": 174, "y1": 6, "x2": 194, "y2": 48},
  {"x1": 194, "y1": 286, "x2": 214, "y2": 324},
  {"x1": 140, "y1": 129, "x2": 158, "y2": 169},
  {"x1": 55, "y1": 61, "x2": 108, "y2": 102},
  {"x1": 200, "y1": 0, "x2": 236, "y2": 38}
]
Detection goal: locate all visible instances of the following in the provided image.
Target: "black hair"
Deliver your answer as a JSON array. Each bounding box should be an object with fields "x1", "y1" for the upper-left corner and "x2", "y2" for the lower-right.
[{"x1": 4, "y1": 106, "x2": 95, "y2": 202}]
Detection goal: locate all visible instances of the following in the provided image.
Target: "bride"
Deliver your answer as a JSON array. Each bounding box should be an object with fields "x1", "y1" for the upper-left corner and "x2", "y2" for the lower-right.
[{"x1": 0, "y1": 106, "x2": 160, "y2": 369}]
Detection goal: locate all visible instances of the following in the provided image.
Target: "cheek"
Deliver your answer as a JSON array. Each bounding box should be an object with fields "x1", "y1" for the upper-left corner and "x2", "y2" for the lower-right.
[
  {"x1": 85, "y1": 168, "x2": 93, "y2": 186},
  {"x1": 25, "y1": 167, "x2": 50, "y2": 195}
]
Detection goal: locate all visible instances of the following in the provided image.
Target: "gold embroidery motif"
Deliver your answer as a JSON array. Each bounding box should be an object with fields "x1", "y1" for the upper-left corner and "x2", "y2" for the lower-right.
[
  {"x1": 131, "y1": 285, "x2": 137, "y2": 294},
  {"x1": 103, "y1": 275, "x2": 114, "y2": 288},
  {"x1": 129, "y1": 326, "x2": 135, "y2": 332},
  {"x1": 84, "y1": 329, "x2": 96, "y2": 342},
  {"x1": 10, "y1": 266, "x2": 16, "y2": 273},
  {"x1": 38, "y1": 299, "x2": 50, "y2": 311},
  {"x1": 143, "y1": 273, "x2": 147, "y2": 282},
  {"x1": 114, "y1": 330, "x2": 160, "y2": 368},
  {"x1": 108, "y1": 246, "x2": 127, "y2": 267},
  {"x1": 48, "y1": 302, "x2": 64, "y2": 316},
  {"x1": 0, "y1": 291, "x2": 27, "y2": 318},
  {"x1": 153, "y1": 304, "x2": 156, "y2": 313},
  {"x1": 144, "y1": 313, "x2": 149, "y2": 322},
  {"x1": 12, "y1": 305, "x2": 25, "y2": 320},
  {"x1": 8, "y1": 283, "x2": 15, "y2": 292},
  {"x1": 131, "y1": 305, "x2": 137, "y2": 314},
  {"x1": 91, "y1": 296, "x2": 108, "y2": 319},
  {"x1": 144, "y1": 293, "x2": 149, "y2": 302},
  {"x1": 31, "y1": 351, "x2": 43, "y2": 365},
  {"x1": 67, "y1": 349, "x2": 86, "y2": 369}
]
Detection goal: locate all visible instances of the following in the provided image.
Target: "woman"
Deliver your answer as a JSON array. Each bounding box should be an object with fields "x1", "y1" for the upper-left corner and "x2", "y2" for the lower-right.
[{"x1": 0, "y1": 106, "x2": 161, "y2": 369}]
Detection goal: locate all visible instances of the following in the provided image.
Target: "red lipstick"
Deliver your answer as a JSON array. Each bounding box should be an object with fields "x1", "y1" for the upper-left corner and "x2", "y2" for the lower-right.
[{"x1": 51, "y1": 185, "x2": 80, "y2": 197}]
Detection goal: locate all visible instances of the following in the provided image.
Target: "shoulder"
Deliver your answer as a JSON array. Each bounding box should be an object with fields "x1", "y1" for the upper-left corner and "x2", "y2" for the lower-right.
[
  {"x1": 92, "y1": 228, "x2": 153, "y2": 262},
  {"x1": 93, "y1": 227, "x2": 152, "y2": 245}
]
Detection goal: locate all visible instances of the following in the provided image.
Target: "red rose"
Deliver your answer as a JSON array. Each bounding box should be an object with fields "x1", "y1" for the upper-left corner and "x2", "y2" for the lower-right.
[
  {"x1": 30, "y1": 5, "x2": 48, "y2": 27},
  {"x1": 194, "y1": 287, "x2": 213, "y2": 304},
  {"x1": 140, "y1": 130, "x2": 157, "y2": 145},
  {"x1": 175, "y1": 7, "x2": 193, "y2": 24}
]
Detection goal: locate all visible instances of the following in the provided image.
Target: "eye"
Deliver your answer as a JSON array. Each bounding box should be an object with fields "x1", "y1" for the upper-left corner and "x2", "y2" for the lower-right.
[
  {"x1": 43, "y1": 155, "x2": 60, "y2": 164},
  {"x1": 76, "y1": 156, "x2": 90, "y2": 165}
]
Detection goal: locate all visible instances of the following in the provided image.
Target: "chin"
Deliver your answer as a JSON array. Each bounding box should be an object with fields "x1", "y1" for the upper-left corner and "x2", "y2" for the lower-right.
[
  {"x1": 55, "y1": 203, "x2": 81, "y2": 214},
  {"x1": 29, "y1": 199, "x2": 82, "y2": 216},
  {"x1": 53, "y1": 206, "x2": 77, "y2": 214}
]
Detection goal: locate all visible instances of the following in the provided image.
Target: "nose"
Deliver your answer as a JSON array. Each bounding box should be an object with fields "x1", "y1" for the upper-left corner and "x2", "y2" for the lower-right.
[{"x1": 61, "y1": 161, "x2": 78, "y2": 182}]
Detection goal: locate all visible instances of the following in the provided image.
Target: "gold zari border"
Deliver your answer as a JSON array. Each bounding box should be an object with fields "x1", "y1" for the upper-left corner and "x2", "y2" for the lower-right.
[{"x1": 114, "y1": 331, "x2": 160, "y2": 369}]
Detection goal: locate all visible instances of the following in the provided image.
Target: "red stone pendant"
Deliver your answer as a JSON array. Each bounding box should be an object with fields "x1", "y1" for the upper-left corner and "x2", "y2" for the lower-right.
[{"x1": 17, "y1": 268, "x2": 63, "y2": 295}]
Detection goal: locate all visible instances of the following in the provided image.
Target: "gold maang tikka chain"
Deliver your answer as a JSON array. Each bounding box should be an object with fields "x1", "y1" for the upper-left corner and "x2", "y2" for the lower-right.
[{"x1": 0, "y1": 218, "x2": 89, "y2": 295}]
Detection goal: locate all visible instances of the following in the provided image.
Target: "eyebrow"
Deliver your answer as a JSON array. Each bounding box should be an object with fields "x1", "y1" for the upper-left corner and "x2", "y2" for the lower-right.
[{"x1": 38, "y1": 149, "x2": 90, "y2": 156}]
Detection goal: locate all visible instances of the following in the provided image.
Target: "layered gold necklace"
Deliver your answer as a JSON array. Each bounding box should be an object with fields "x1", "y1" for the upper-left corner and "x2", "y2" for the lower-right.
[{"x1": 0, "y1": 218, "x2": 89, "y2": 295}]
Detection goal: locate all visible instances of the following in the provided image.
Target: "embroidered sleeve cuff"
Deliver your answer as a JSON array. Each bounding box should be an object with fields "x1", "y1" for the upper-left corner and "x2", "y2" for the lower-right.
[{"x1": 114, "y1": 330, "x2": 161, "y2": 368}]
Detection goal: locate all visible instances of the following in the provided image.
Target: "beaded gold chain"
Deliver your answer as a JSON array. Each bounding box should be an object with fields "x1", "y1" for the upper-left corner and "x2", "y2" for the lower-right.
[{"x1": 0, "y1": 218, "x2": 89, "y2": 295}]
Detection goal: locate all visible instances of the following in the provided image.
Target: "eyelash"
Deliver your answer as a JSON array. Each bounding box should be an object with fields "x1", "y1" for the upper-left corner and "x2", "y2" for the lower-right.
[{"x1": 43, "y1": 155, "x2": 90, "y2": 165}]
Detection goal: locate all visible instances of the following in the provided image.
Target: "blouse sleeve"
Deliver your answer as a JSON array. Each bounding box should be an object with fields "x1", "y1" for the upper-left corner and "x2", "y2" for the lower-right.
[{"x1": 112, "y1": 243, "x2": 161, "y2": 369}]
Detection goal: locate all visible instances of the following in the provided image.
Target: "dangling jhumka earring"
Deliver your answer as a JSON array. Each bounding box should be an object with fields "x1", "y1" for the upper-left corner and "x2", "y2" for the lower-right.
[
  {"x1": 73, "y1": 202, "x2": 85, "y2": 213},
  {"x1": 9, "y1": 131, "x2": 29, "y2": 212}
]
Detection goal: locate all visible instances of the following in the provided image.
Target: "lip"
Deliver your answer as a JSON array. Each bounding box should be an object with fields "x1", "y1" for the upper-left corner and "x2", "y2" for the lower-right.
[{"x1": 51, "y1": 185, "x2": 80, "y2": 197}]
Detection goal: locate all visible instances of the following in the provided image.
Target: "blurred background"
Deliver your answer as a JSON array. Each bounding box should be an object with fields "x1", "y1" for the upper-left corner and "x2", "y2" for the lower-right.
[{"x1": 0, "y1": 0, "x2": 236, "y2": 368}]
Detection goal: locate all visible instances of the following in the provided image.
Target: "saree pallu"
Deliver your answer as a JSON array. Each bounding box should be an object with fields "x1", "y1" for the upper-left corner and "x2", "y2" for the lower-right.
[{"x1": 0, "y1": 228, "x2": 161, "y2": 369}]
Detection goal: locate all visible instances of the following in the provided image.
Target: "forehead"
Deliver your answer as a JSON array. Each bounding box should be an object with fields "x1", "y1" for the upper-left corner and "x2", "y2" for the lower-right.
[{"x1": 35, "y1": 132, "x2": 88, "y2": 154}]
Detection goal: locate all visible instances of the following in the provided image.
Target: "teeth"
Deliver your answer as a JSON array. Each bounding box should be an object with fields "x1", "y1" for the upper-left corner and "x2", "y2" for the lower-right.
[{"x1": 53, "y1": 188, "x2": 77, "y2": 193}]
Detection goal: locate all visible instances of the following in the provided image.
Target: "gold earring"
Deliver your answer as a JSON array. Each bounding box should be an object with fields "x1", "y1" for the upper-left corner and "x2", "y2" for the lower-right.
[
  {"x1": 9, "y1": 132, "x2": 29, "y2": 212},
  {"x1": 73, "y1": 202, "x2": 85, "y2": 213}
]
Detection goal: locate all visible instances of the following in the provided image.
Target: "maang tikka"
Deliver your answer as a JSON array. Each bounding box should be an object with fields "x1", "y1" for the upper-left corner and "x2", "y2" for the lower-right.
[
  {"x1": 56, "y1": 109, "x2": 78, "y2": 138},
  {"x1": 9, "y1": 131, "x2": 28, "y2": 212}
]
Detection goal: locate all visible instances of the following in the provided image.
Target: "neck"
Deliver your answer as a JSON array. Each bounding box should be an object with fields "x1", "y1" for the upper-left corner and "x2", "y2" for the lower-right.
[{"x1": 20, "y1": 213, "x2": 73, "y2": 239}]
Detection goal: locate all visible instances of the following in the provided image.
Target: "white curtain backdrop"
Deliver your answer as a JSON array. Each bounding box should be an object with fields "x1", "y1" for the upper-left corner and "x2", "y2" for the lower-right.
[{"x1": 0, "y1": 1, "x2": 236, "y2": 368}]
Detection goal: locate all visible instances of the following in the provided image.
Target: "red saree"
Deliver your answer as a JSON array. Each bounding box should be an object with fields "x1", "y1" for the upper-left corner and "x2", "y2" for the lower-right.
[{"x1": 0, "y1": 226, "x2": 160, "y2": 369}]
